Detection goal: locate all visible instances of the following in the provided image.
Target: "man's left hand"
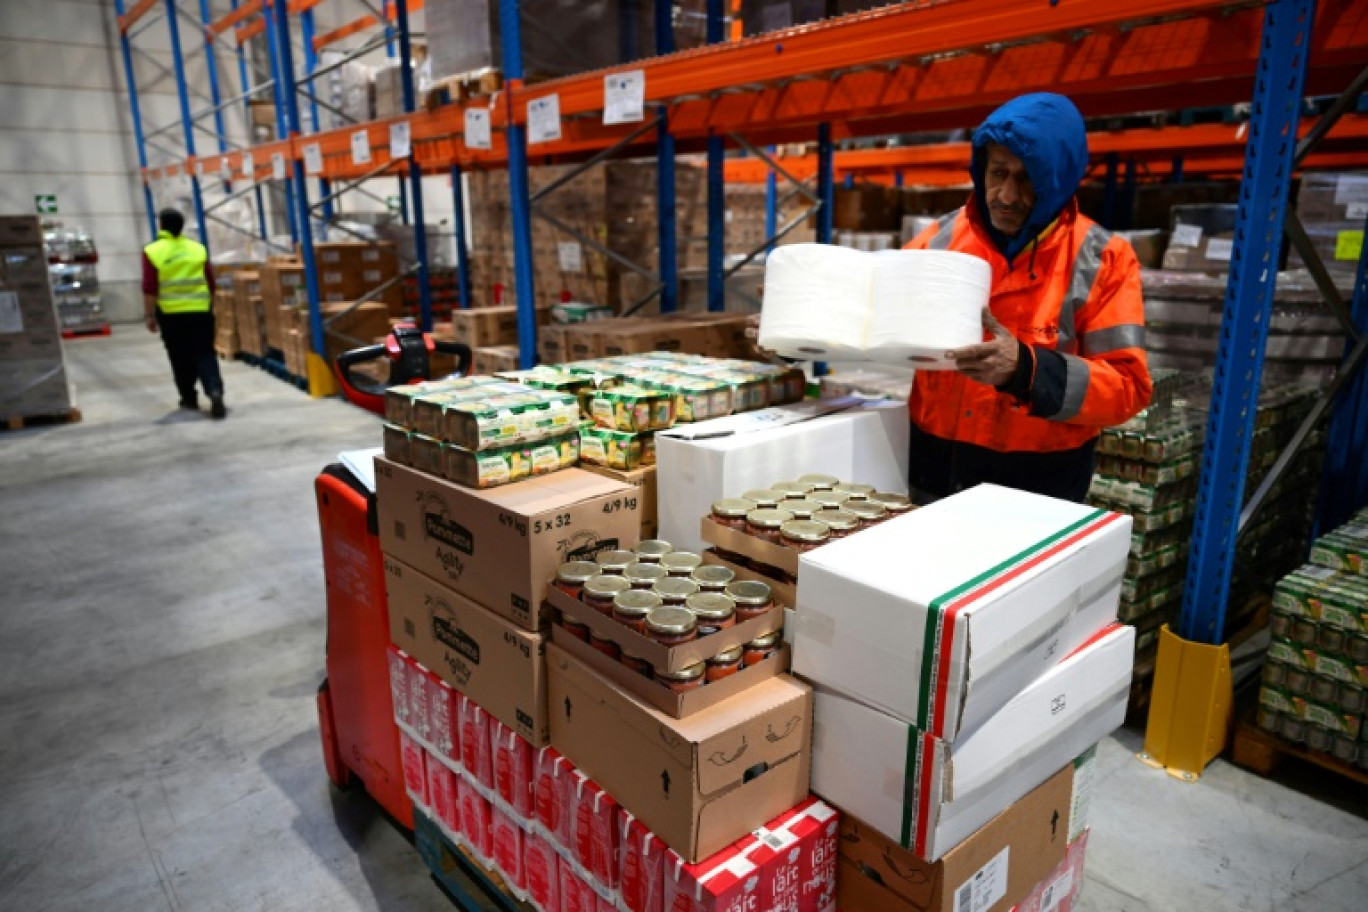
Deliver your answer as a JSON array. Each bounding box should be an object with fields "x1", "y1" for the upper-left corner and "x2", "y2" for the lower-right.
[{"x1": 948, "y1": 309, "x2": 1018, "y2": 387}]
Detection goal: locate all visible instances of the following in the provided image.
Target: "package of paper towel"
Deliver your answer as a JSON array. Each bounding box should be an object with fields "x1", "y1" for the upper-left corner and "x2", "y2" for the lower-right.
[{"x1": 758, "y1": 243, "x2": 991, "y2": 368}]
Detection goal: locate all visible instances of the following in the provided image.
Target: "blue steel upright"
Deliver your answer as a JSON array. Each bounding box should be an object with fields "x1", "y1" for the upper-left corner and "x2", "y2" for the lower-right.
[
  {"x1": 197, "y1": 0, "x2": 230, "y2": 161},
  {"x1": 228, "y1": 0, "x2": 271, "y2": 243},
  {"x1": 1318, "y1": 213, "x2": 1368, "y2": 531},
  {"x1": 451, "y1": 165, "x2": 473, "y2": 310},
  {"x1": 264, "y1": 4, "x2": 299, "y2": 244},
  {"x1": 271, "y1": 0, "x2": 326, "y2": 360},
  {"x1": 163, "y1": 0, "x2": 209, "y2": 253},
  {"x1": 655, "y1": 0, "x2": 677, "y2": 313},
  {"x1": 299, "y1": 11, "x2": 335, "y2": 221},
  {"x1": 1179, "y1": 0, "x2": 1315, "y2": 645},
  {"x1": 765, "y1": 148, "x2": 777, "y2": 255},
  {"x1": 814, "y1": 123, "x2": 834, "y2": 378},
  {"x1": 113, "y1": 0, "x2": 157, "y2": 240},
  {"x1": 502, "y1": 0, "x2": 540, "y2": 368},
  {"x1": 395, "y1": 0, "x2": 433, "y2": 330},
  {"x1": 705, "y1": 0, "x2": 726, "y2": 312}
]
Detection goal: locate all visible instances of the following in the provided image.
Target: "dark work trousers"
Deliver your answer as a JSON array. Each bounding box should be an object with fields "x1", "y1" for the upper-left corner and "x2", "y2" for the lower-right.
[{"x1": 156, "y1": 310, "x2": 224, "y2": 401}]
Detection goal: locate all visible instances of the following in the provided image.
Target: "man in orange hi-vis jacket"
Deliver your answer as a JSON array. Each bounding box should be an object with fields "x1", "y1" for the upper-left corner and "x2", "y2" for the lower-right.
[{"x1": 905, "y1": 93, "x2": 1151, "y2": 503}]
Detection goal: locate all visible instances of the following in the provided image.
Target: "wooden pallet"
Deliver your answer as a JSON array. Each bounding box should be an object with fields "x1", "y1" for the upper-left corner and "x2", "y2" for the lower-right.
[
  {"x1": 1232, "y1": 716, "x2": 1368, "y2": 787},
  {"x1": 427, "y1": 68, "x2": 504, "y2": 108},
  {"x1": 3, "y1": 408, "x2": 82, "y2": 431}
]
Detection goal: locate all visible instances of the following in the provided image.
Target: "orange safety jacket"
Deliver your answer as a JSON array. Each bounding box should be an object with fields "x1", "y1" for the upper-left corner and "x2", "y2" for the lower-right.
[{"x1": 904, "y1": 198, "x2": 1151, "y2": 499}]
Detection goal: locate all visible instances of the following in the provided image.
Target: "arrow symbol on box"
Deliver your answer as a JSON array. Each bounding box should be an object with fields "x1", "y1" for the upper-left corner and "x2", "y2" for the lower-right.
[
  {"x1": 1051, "y1": 810, "x2": 1059, "y2": 838},
  {"x1": 565, "y1": 697, "x2": 573, "y2": 720},
  {"x1": 661, "y1": 770, "x2": 670, "y2": 796}
]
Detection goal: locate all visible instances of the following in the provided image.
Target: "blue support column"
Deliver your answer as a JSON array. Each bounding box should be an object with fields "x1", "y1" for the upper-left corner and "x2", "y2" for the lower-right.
[
  {"x1": 272, "y1": 0, "x2": 324, "y2": 359},
  {"x1": 451, "y1": 165, "x2": 473, "y2": 310},
  {"x1": 815, "y1": 124, "x2": 834, "y2": 378},
  {"x1": 502, "y1": 0, "x2": 539, "y2": 367},
  {"x1": 264, "y1": 5, "x2": 299, "y2": 243},
  {"x1": 1171, "y1": 155, "x2": 1185, "y2": 183},
  {"x1": 1178, "y1": 0, "x2": 1315, "y2": 645},
  {"x1": 299, "y1": 12, "x2": 333, "y2": 221},
  {"x1": 705, "y1": 0, "x2": 725, "y2": 313},
  {"x1": 399, "y1": 175, "x2": 412, "y2": 225},
  {"x1": 656, "y1": 0, "x2": 677, "y2": 313},
  {"x1": 765, "y1": 148, "x2": 777, "y2": 256},
  {"x1": 1317, "y1": 214, "x2": 1368, "y2": 531},
  {"x1": 895, "y1": 170, "x2": 904, "y2": 188},
  {"x1": 197, "y1": 0, "x2": 229, "y2": 155},
  {"x1": 228, "y1": 0, "x2": 271, "y2": 242},
  {"x1": 842, "y1": 174, "x2": 853, "y2": 190},
  {"x1": 164, "y1": 0, "x2": 209, "y2": 253},
  {"x1": 383, "y1": 0, "x2": 397, "y2": 58},
  {"x1": 113, "y1": 0, "x2": 157, "y2": 240},
  {"x1": 396, "y1": 0, "x2": 433, "y2": 330}
]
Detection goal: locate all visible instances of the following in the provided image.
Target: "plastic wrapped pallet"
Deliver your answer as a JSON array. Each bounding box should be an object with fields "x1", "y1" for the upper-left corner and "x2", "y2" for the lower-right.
[{"x1": 0, "y1": 217, "x2": 73, "y2": 419}]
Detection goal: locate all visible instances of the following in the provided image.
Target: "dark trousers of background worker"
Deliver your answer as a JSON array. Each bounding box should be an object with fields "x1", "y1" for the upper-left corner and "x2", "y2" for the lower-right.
[{"x1": 156, "y1": 310, "x2": 224, "y2": 404}]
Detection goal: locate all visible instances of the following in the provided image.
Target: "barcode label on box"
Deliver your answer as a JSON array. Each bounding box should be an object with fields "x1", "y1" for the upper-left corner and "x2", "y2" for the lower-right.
[
  {"x1": 1205, "y1": 238, "x2": 1233, "y2": 262},
  {"x1": 953, "y1": 846, "x2": 1009, "y2": 912}
]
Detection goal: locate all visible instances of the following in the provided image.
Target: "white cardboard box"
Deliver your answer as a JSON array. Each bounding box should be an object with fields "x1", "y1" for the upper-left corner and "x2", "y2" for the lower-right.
[
  {"x1": 810, "y1": 623, "x2": 1133, "y2": 860},
  {"x1": 793, "y1": 484, "x2": 1130, "y2": 741},
  {"x1": 656, "y1": 399, "x2": 909, "y2": 553}
]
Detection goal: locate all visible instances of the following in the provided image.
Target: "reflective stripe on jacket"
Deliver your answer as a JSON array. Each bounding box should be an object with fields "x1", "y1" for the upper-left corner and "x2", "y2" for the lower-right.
[
  {"x1": 905, "y1": 199, "x2": 1151, "y2": 455},
  {"x1": 144, "y1": 231, "x2": 211, "y2": 314}
]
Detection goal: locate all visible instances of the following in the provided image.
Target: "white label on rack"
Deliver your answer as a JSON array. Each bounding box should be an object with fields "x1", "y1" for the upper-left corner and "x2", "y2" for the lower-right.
[
  {"x1": 1347, "y1": 201, "x2": 1368, "y2": 221},
  {"x1": 241, "y1": 152, "x2": 255, "y2": 181},
  {"x1": 220, "y1": 159, "x2": 233, "y2": 182},
  {"x1": 527, "y1": 94, "x2": 562, "y2": 145},
  {"x1": 558, "y1": 241, "x2": 583, "y2": 272},
  {"x1": 271, "y1": 152, "x2": 287, "y2": 181},
  {"x1": 1205, "y1": 237, "x2": 1233, "y2": 262},
  {"x1": 465, "y1": 108, "x2": 492, "y2": 150},
  {"x1": 0, "y1": 291, "x2": 22, "y2": 334},
  {"x1": 304, "y1": 142, "x2": 324, "y2": 175},
  {"x1": 1171, "y1": 224, "x2": 1202, "y2": 248},
  {"x1": 603, "y1": 70, "x2": 645, "y2": 125},
  {"x1": 351, "y1": 129, "x2": 371, "y2": 165},
  {"x1": 390, "y1": 120, "x2": 412, "y2": 159},
  {"x1": 194, "y1": 161, "x2": 204, "y2": 179}
]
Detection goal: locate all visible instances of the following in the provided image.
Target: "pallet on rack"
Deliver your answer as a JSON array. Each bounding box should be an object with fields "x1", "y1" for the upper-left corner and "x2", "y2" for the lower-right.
[
  {"x1": 1232, "y1": 715, "x2": 1368, "y2": 787},
  {"x1": 427, "y1": 67, "x2": 504, "y2": 107},
  {"x1": 3, "y1": 408, "x2": 82, "y2": 431}
]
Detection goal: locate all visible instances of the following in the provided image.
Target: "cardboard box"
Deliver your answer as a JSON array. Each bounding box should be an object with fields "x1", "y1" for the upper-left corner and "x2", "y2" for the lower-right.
[
  {"x1": 375, "y1": 459, "x2": 642, "y2": 630},
  {"x1": 656, "y1": 399, "x2": 909, "y2": 554},
  {"x1": 386, "y1": 556, "x2": 550, "y2": 746},
  {"x1": 0, "y1": 215, "x2": 45, "y2": 247},
  {"x1": 580, "y1": 464, "x2": 658, "y2": 540},
  {"x1": 1013, "y1": 829, "x2": 1089, "y2": 912},
  {"x1": 476, "y1": 344, "x2": 523, "y2": 374},
  {"x1": 547, "y1": 643, "x2": 813, "y2": 862},
  {"x1": 810, "y1": 624, "x2": 1132, "y2": 859},
  {"x1": 793, "y1": 484, "x2": 1129, "y2": 741},
  {"x1": 834, "y1": 765, "x2": 1074, "y2": 912},
  {"x1": 547, "y1": 584, "x2": 784, "y2": 676},
  {"x1": 549, "y1": 617, "x2": 790, "y2": 718}
]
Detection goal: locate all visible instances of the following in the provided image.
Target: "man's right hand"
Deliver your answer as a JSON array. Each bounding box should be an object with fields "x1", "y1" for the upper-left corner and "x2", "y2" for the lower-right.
[{"x1": 146, "y1": 316, "x2": 158, "y2": 334}]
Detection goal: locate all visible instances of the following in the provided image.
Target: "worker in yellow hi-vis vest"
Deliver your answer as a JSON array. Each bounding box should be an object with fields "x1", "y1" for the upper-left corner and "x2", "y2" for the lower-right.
[{"x1": 143, "y1": 208, "x2": 226, "y2": 418}]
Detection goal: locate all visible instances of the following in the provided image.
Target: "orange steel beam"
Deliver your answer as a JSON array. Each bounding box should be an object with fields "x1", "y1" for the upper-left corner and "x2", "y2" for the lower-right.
[
  {"x1": 118, "y1": 0, "x2": 160, "y2": 33},
  {"x1": 209, "y1": 0, "x2": 263, "y2": 38}
]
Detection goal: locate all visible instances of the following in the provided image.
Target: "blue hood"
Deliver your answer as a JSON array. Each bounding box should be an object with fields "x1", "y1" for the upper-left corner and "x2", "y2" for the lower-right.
[{"x1": 971, "y1": 93, "x2": 1089, "y2": 263}]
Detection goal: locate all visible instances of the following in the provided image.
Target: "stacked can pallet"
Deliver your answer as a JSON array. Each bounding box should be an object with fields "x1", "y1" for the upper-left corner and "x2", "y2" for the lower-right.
[{"x1": 1257, "y1": 507, "x2": 1368, "y2": 771}]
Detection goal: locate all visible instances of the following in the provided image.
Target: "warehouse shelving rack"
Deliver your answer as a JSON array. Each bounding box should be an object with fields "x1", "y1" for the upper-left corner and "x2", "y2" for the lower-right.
[{"x1": 121, "y1": 0, "x2": 1368, "y2": 780}]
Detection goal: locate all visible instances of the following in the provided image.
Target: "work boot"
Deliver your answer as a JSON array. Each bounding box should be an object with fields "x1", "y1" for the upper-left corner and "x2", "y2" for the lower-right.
[
  {"x1": 179, "y1": 396, "x2": 199, "y2": 411},
  {"x1": 210, "y1": 394, "x2": 226, "y2": 419}
]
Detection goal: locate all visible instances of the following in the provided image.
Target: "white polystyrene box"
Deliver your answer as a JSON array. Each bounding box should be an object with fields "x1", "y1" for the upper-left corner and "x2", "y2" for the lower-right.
[
  {"x1": 793, "y1": 484, "x2": 1130, "y2": 742},
  {"x1": 810, "y1": 623, "x2": 1134, "y2": 860}
]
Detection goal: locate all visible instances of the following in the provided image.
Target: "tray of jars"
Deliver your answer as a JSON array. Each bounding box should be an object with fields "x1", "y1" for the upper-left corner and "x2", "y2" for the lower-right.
[
  {"x1": 544, "y1": 543, "x2": 787, "y2": 718},
  {"x1": 701, "y1": 477, "x2": 914, "y2": 579},
  {"x1": 700, "y1": 549, "x2": 797, "y2": 611}
]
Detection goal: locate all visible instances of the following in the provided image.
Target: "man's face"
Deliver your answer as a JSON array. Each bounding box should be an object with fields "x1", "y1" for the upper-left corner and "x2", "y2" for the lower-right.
[{"x1": 984, "y1": 144, "x2": 1035, "y2": 237}]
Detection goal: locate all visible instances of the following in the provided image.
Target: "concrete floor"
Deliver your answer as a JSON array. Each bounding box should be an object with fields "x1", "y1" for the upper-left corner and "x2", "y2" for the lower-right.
[{"x1": 1, "y1": 327, "x2": 1365, "y2": 912}]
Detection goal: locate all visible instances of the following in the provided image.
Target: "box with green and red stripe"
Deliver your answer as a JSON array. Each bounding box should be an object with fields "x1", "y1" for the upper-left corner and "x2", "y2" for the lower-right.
[
  {"x1": 809, "y1": 622, "x2": 1133, "y2": 861},
  {"x1": 792, "y1": 484, "x2": 1131, "y2": 742}
]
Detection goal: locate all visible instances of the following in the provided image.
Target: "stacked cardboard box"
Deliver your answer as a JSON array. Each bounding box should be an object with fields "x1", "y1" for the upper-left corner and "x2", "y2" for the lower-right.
[
  {"x1": 258, "y1": 260, "x2": 306, "y2": 351},
  {"x1": 229, "y1": 269, "x2": 266, "y2": 358},
  {"x1": 1160, "y1": 204, "x2": 1237, "y2": 272},
  {"x1": 312, "y1": 242, "x2": 403, "y2": 314},
  {"x1": 1258, "y1": 506, "x2": 1368, "y2": 771},
  {"x1": 536, "y1": 313, "x2": 754, "y2": 365},
  {"x1": 1288, "y1": 172, "x2": 1367, "y2": 275},
  {"x1": 0, "y1": 216, "x2": 73, "y2": 420},
  {"x1": 790, "y1": 483, "x2": 1131, "y2": 908}
]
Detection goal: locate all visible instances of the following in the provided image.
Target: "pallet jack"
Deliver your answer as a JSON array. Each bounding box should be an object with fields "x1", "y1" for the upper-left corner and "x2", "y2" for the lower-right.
[{"x1": 315, "y1": 324, "x2": 471, "y2": 826}]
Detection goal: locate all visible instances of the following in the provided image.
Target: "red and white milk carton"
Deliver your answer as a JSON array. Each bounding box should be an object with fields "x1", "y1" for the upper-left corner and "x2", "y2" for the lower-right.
[
  {"x1": 598, "y1": 895, "x2": 617, "y2": 912},
  {"x1": 460, "y1": 698, "x2": 495, "y2": 794},
  {"x1": 662, "y1": 841, "x2": 762, "y2": 912},
  {"x1": 618, "y1": 810, "x2": 665, "y2": 912},
  {"x1": 559, "y1": 862, "x2": 600, "y2": 912},
  {"x1": 399, "y1": 729, "x2": 428, "y2": 808},
  {"x1": 571, "y1": 772, "x2": 620, "y2": 901},
  {"x1": 460, "y1": 774, "x2": 494, "y2": 865},
  {"x1": 387, "y1": 646, "x2": 413, "y2": 727},
  {"x1": 492, "y1": 719, "x2": 535, "y2": 823},
  {"x1": 745, "y1": 797, "x2": 839, "y2": 912},
  {"x1": 408, "y1": 658, "x2": 433, "y2": 743},
  {"x1": 429, "y1": 675, "x2": 460, "y2": 762},
  {"x1": 533, "y1": 747, "x2": 577, "y2": 852},
  {"x1": 1014, "y1": 829, "x2": 1089, "y2": 912},
  {"x1": 524, "y1": 830, "x2": 561, "y2": 912},
  {"x1": 491, "y1": 805, "x2": 528, "y2": 899},
  {"x1": 426, "y1": 751, "x2": 461, "y2": 836}
]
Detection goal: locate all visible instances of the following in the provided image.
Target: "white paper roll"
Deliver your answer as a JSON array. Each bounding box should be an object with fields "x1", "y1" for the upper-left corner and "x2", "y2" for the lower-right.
[{"x1": 759, "y1": 244, "x2": 990, "y2": 369}]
